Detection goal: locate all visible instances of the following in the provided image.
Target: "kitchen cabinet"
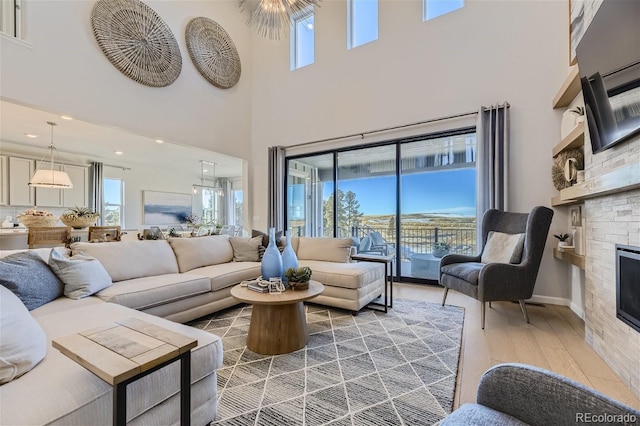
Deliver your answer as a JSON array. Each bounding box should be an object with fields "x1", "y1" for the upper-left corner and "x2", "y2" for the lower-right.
[{"x1": 8, "y1": 157, "x2": 34, "y2": 206}]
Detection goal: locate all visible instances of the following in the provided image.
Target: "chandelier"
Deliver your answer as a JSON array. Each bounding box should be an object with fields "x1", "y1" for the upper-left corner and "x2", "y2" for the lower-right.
[
  {"x1": 28, "y1": 122, "x2": 73, "y2": 189},
  {"x1": 239, "y1": 0, "x2": 321, "y2": 40},
  {"x1": 193, "y1": 161, "x2": 224, "y2": 196}
]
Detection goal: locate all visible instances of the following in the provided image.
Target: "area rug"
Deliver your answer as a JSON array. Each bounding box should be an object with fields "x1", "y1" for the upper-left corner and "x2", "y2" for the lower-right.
[{"x1": 188, "y1": 298, "x2": 465, "y2": 426}]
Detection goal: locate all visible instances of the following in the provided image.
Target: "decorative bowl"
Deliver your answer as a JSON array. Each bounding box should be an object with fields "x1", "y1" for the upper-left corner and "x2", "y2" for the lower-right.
[
  {"x1": 17, "y1": 215, "x2": 60, "y2": 228},
  {"x1": 60, "y1": 215, "x2": 98, "y2": 229},
  {"x1": 288, "y1": 281, "x2": 309, "y2": 291}
]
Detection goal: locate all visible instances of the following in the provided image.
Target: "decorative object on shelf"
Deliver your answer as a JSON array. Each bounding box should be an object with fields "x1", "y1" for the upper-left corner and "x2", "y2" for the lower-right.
[
  {"x1": 284, "y1": 266, "x2": 312, "y2": 291},
  {"x1": 552, "y1": 148, "x2": 584, "y2": 190},
  {"x1": 29, "y1": 122, "x2": 73, "y2": 189},
  {"x1": 185, "y1": 17, "x2": 241, "y2": 89},
  {"x1": 564, "y1": 157, "x2": 579, "y2": 183},
  {"x1": 90, "y1": 0, "x2": 182, "y2": 87},
  {"x1": 554, "y1": 233, "x2": 572, "y2": 250},
  {"x1": 17, "y1": 209, "x2": 59, "y2": 228},
  {"x1": 238, "y1": 0, "x2": 321, "y2": 40},
  {"x1": 261, "y1": 227, "x2": 283, "y2": 280},
  {"x1": 60, "y1": 207, "x2": 100, "y2": 229},
  {"x1": 432, "y1": 241, "x2": 450, "y2": 258},
  {"x1": 569, "y1": 206, "x2": 582, "y2": 227},
  {"x1": 576, "y1": 170, "x2": 585, "y2": 183},
  {"x1": 280, "y1": 231, "x2": 298, "y2": 284},
  {"x1": 560, "y1": 105, "x2": 585, "y2": 138}
]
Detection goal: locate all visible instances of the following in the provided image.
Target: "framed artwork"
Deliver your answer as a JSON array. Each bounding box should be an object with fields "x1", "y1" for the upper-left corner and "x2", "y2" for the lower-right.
[
  {"x1": 570, "y1": 206, "x2": 582, "y2": 228},
  {"x1": 143, "y1": 190, "x2": 192, "y2": 225}
]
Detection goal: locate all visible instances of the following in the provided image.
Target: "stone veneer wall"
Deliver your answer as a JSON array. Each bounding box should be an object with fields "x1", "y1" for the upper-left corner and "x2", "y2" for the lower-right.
[{"x1": 583, "y1": 133, "x2": 640, "y2": 398}]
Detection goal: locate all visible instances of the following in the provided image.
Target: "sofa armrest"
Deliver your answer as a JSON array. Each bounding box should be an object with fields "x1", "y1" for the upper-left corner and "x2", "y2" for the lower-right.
[{"x1": 476, "y1": 363, "x2": 640, "y2": 425}]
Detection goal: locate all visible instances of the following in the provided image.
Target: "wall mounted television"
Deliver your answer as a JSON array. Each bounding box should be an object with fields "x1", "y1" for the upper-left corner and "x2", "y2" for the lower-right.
[{"x1": 575, "y1": 0, "x2": 640, "y2": 154}]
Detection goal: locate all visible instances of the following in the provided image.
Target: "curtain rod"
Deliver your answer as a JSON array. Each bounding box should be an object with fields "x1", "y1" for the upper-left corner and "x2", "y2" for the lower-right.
[
  {"x1": 103, "y1": 163, "x2": 131, "y2": 171},
  {"x1": 288, "y1": 110, "x2": 479, "y2": 149}
]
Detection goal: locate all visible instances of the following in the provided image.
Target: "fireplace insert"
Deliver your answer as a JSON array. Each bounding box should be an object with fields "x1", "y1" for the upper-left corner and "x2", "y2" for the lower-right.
[{"x1": 616, "y1": 244, "x2": 640, "y2": 333}]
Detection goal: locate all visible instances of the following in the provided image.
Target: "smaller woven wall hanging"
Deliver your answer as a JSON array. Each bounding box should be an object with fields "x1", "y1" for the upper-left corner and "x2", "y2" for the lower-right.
[
  {"x1": 91, "y1": 0, "x2": 182, "y2": 87},
  {"x1": 185, "y1": 17, "x2": 241, "y2": 89},
  {"x1": 552, "y1": 148, "x2": 584, "y2": 190}
]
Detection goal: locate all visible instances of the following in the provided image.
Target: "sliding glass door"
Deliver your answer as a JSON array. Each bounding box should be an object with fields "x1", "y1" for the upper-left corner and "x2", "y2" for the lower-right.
[{"x1": 285, "y1": 129, "x2": 477, "y2": 284}]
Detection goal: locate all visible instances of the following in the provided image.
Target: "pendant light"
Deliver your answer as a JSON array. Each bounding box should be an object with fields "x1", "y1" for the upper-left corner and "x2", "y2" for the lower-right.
[
  {"x1": 28, "y1": 122, "x2": 74, "y2": 188},
  {"x1": 192, "y1": 160, "x2": 224, "y2": 196}
]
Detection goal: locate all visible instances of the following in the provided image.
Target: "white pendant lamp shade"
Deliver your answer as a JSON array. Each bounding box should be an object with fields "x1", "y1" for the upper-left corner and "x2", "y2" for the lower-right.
[
  {"x1": 29, "y1": 169, "x2": 74, "y2": 188},
  {"x1": 28, "y1": 121, "x2": 73, "y2": 189}
]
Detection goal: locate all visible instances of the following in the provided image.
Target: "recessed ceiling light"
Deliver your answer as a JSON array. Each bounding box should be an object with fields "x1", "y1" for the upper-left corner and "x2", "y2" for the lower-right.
[
  {"x1": 114, "y1": 151, "x2": 123, "y2": 155},
  {"x1": 25, "y1": 134, "x2": 38, "y2": 138},
  {"x1": 155, "y1": 139, "x2": 164, "y2": 144},
  {"x1": 60, "y1": 115, "x2": 73, "y2": 120}
]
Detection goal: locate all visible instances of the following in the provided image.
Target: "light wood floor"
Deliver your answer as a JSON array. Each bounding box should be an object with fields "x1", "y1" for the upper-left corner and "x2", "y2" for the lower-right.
[{"x1": 392, "y1": 282, "x2": 640, "y2": 411}]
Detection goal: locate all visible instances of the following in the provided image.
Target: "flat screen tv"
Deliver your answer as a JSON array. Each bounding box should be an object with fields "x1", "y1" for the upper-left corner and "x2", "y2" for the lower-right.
[{"x1": 575, "y1": 0, "x2": 640, "y2": 154}]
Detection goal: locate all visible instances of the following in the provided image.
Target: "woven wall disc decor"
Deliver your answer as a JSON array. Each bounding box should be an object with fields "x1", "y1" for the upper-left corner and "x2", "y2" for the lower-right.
[
  {"x1": 185, "y1": 17, "x2": 241, "y2": 89},
  {"x1": 91, "y1": 0, "x2": 182, "y2": 87}
]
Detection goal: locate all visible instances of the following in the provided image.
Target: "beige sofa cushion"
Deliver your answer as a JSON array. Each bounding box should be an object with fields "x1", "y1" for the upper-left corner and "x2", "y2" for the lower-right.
[
  {"x1": 298, "y1": 260, "x2": 384, "y2": 290},
  {"x1": 189, "y1": 262, "x2": 262, "y2": 292},
  {"x1": 95, "y1": 274, "x2": 211, "y2": 310},
  {"x1": 296, "y1": 237, "x2": 353, "y2": 263},
  {"x1": 168, "y1": 235, "x2": 234, "y2": 273},
  {"x1": 70, "y1": 241, "x2": 179, "y2": 282}
]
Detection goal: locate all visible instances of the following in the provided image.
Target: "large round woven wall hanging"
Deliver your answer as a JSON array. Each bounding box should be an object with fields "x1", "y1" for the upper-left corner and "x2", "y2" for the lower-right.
[
  {"x1": 552, "y1": 148, "x2": 584, "y2": 190},
  {"x1": 185, "y1": 17, "x2": 241, "y2": 89},
  {"x1": 91, "y1": 0, "x2": 182, "y2": 87}
]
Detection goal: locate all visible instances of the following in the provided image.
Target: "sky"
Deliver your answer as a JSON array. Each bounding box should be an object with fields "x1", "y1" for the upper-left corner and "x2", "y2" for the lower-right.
[{"x1": 328, "y1": 168, "x2": 476, "y2": 216}]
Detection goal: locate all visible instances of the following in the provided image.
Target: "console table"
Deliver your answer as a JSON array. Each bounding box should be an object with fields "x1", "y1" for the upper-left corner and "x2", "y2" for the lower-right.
[{"x1": 52, "y1": 318, "x2": 196, "y2": 426}]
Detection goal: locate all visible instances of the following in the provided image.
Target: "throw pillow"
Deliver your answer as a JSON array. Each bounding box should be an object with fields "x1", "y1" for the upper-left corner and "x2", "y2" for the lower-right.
[
  {"x1": 229, "y1": 236, "x2": 262, "y2": 262},
  {"x1": 0, "y1": 252, "x2": 64, "y2": 310},
  {"x1": 48, "y1": 248, "x2": 113, "y2": 299},
  {"x1": 0, "y1": 285, "x2": 47, "y2": 384},
  {"x1": 251, "y1": 229, "x2": 283, "y2": 248},
  {"x1": 481, "y1": 231, "x2": 526, "y2": 264},
  {"x1": 297, "y1": 237, "x2": 353, "y2": 263}
]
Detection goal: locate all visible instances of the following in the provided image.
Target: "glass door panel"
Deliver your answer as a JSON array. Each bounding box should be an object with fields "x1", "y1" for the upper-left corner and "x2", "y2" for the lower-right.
[
  {"x1": 399, "y1": 134, "x2": 477, "y2": 281},
  {"x1": 286, "y1": 153, "x2": 333, "y2": 237},
  {"x1": 337, "y1": 145, "x2": 397, "y2": 248}
]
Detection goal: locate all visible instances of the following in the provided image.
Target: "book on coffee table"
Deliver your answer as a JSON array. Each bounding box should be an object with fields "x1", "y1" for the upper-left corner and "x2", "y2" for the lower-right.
[{"x1": 247, "y1": 282, "x2": 269, "y2": 293}]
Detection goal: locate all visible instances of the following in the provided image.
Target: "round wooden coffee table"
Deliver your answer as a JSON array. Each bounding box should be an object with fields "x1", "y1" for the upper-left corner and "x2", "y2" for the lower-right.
[{"x1": 230, "y1": 280, "x2": 324, "y2": 355}]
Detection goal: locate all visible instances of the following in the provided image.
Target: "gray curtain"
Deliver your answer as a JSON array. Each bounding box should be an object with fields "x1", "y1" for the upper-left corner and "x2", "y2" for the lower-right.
[
  {"x1": 476, "y1": 103, "x2": 510, "y2": 245},
  {"x1": 90, "y1": 162, "x2": 104, "y2": 226},
  {"x1": 267, "y1": 146, "x2": 286, "y2": 230}
]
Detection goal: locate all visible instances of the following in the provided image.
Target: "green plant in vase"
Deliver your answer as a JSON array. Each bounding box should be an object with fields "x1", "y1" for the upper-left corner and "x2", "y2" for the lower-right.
[
  {"x1": 284, "y1": 266, "x2": 312, "y2": 290},
  {"x1": 60, "y1": 206, "x2": 100, "y2": 229}
]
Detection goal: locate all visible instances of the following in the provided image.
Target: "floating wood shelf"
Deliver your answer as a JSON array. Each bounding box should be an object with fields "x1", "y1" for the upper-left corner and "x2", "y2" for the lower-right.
[
  {"x1": 552, "y1": 122, "x2": 585, "y2": 157},
  {"x1": 559, "y1": 163, "x2": 640, "y2": 202},
  {"x1": 551, "y1": 194, "x2": 579, "y2": 207},
  {"x1": 553, "y1": 248, "x2": 585, "y2": 269},
  {"x1": 552, "y1": 66, "x2": 581, "y2": 109}
]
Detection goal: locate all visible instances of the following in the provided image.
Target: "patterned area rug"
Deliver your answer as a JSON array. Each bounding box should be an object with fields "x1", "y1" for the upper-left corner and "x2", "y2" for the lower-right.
[{"x1": 188, "y1": 298, "x2": 464, "y2": 426}]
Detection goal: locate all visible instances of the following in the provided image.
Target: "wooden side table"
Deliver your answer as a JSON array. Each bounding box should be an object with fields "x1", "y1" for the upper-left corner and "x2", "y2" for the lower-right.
[
  {"x1": 52, "y1": 318, "x2": 197, "y2": 426},
  {"x1": 351, "y1": 253, "x2": 395, "y2": 313},
  {"x1": 230, "y1": 280, "x2": 324, "y2": 355}
]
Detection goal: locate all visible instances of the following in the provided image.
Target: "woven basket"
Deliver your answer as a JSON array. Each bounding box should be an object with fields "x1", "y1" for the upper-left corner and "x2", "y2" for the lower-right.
[
  {"x1": 17, "y1": 215, "x2": 60, "y2": 228},
  {"x1": 60, "y1": 215, "x2": 98, "y2": 229}
]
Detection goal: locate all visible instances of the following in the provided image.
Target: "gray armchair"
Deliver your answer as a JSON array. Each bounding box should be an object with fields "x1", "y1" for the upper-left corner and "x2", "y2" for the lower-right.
[
  {"x1": 441, "y1": 363, "x2": 640, "y2": 425},
  {"x1": 440, "y1": 206, "x2": 553, "y2": 329}
]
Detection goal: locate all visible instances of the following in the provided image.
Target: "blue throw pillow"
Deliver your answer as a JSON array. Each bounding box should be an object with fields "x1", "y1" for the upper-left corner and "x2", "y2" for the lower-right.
[{"x1": 0, "y1": 251, "x2": 64, "y2": 310}]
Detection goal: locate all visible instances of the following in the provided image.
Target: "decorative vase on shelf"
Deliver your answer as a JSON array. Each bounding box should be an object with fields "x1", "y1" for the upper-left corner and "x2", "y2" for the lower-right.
[
  {"x1": 261, "y1": 227, "x2": 283, "y2": 280},
  {"x1": 281, "y1": 231, "x2": 299, "y2": 284}
]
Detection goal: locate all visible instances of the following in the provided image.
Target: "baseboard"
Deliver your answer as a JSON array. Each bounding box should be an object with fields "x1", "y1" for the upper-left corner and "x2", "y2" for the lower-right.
[{"x1": 528, "y1": 295, "x2": 585, "y2": 319}]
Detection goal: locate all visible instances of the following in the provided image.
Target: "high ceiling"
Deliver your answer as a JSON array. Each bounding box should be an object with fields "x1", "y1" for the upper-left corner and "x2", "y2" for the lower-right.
[{"x1": 0, "y1": 99, "x2": 244, "y2": 180}]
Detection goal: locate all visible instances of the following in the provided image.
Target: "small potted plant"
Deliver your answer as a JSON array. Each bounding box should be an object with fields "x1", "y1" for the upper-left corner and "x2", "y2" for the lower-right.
[
  {"x1": 60, "y1": 206, "x2": 100, "y2": 229},
  {"x1": 432, "y1": 241, "x2": 451, "y2": 258},
  {"x1": 284, "y1": 266, "x2": 312, "y2": 290},
  {"x1": 554, "y1": 233, "x2": 571, "y2": 250},
  {"x1": 569, "y1": 106, "x2": 585, "y2": 124}
]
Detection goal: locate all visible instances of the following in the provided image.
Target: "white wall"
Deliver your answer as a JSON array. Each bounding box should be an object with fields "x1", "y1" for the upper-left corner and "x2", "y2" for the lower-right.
[
  {"x1": 0, "y1": 0, "x2": 252, "y2": 160},
  {"x1": 249, "y1": 0, "x2": 572, "y2": 300}
]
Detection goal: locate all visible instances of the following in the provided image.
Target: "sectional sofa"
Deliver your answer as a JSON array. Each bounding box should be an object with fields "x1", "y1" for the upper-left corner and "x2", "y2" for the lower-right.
[{"x1": 0, "y1": 235, "x2": 385, "y2": 425}]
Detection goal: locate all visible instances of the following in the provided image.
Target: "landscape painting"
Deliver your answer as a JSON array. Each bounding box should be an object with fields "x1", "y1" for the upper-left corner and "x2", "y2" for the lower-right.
[{"x1": 143, "y1": 190, "x2": 192, "y2": 225}]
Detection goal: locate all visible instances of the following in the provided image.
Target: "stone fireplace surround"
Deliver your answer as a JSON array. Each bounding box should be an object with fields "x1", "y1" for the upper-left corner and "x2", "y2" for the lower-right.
[{"x1": 582, "y1": 135, "x2": 640, "y2": 399}]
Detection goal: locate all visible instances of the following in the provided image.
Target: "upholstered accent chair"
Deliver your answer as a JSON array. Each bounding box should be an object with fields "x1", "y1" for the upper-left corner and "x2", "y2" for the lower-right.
[
  {"x1": 440, "y1": 206, "x2": 554, "y2": 329},
  {"x1": 441, "y1": 363, "x2": 640, "y2": 425}
]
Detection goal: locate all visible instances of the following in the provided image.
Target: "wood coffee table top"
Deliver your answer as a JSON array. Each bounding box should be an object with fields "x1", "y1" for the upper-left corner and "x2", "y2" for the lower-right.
[{"x1": 231, "y1": 280, "x2": 324, "y2": 306}]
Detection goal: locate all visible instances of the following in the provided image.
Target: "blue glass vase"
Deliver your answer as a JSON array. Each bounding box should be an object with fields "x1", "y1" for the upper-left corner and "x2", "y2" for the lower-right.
[
  {"x1": 281, "y1": 231, "x2": 299, "y2": 284},
  {"x1": 261, "y1": 228, "x2": 283, "y2": 280}
]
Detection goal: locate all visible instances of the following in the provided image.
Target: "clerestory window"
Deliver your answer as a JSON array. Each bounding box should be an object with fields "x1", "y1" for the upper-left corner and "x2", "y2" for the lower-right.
[
  {"x1": 347, "y1": 0, "x2": 378, "y2": 49},
  {"x1": 423, "y1": 0, "x2": 464, "y2": 21},
  {"x1": 290, "y1": 8, "x2": 314, "y2": 70}
]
